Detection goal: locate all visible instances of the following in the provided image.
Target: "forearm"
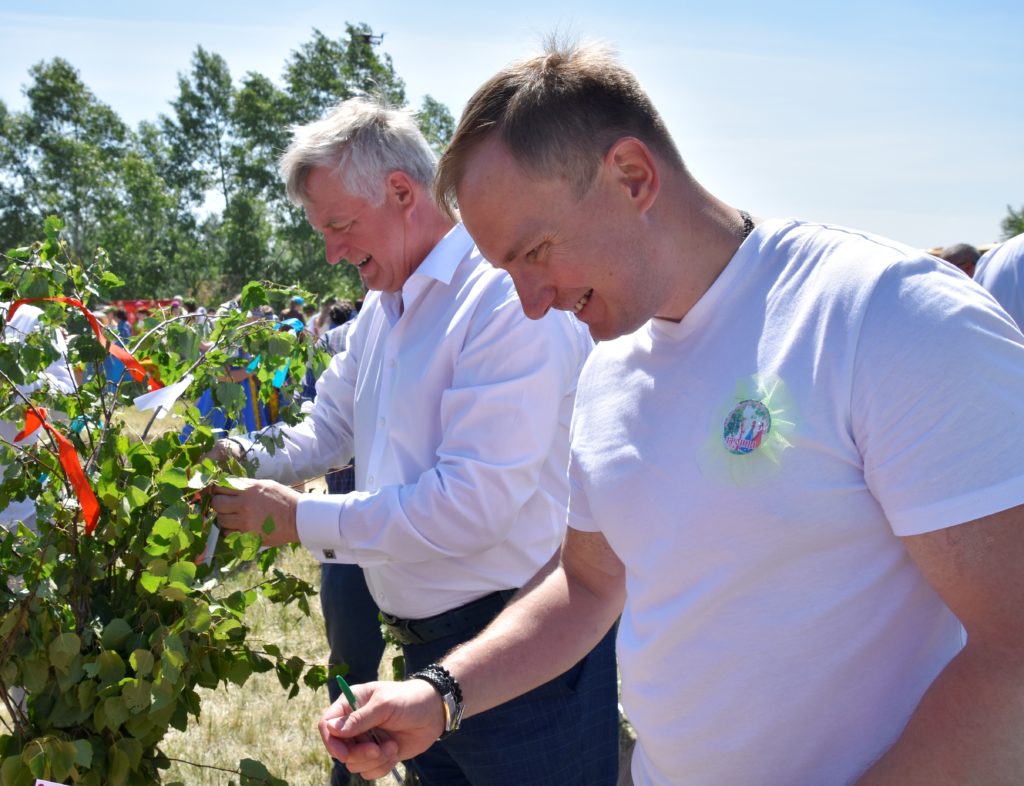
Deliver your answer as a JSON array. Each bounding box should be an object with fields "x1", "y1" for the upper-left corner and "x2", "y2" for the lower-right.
[
  {"x1": 441, "y1": 540, "x2": 624, "y2": 719},
  {"x1": 856, "y1": 643, "x2": 1024, "y2": 784}
]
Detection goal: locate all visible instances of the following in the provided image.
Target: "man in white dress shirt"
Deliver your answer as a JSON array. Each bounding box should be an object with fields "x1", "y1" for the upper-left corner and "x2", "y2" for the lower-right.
[{"x1": 210, "y1": 98, "x2": 618, "y2": 786}]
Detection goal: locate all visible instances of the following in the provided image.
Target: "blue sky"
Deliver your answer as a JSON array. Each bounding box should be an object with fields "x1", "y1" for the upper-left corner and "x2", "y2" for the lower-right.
[{"x1": 3, "y1": 0, "x2": 1021, "y2": 249}]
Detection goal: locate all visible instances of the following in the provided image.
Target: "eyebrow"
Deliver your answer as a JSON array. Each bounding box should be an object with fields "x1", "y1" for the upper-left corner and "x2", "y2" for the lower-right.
[{"x1": 502, "y1": 224, "x2": 545, "y2": 266}]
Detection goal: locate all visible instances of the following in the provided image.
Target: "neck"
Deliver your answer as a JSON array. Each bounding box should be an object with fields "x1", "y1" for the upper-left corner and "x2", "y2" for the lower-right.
[
  {"x1": 406, "y1": 203, "x2": 458, "y2": 273},
  {"x1": 652, "y1": 172, "x2": 752, "y2": 323}
]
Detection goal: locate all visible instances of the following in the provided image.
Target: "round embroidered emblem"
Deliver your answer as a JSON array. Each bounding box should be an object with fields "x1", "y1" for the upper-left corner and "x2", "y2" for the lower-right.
[{"x1": 723, "y1": 399, "x2": 772, "y2": 455}]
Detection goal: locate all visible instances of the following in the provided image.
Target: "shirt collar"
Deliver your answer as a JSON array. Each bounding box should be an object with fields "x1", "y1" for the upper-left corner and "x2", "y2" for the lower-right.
[
  {"x1": 410, "y1": 223, "x2": 474, "y2": 286},
  {"x1": 380, "y1": 224, "x2": 474, "y2": 321}
]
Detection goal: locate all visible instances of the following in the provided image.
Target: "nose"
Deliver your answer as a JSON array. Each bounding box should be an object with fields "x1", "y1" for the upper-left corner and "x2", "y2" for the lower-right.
[
  {"x1": 510, "y1": 270, "x2": 555, "y2": 320},
  {"x1": 324, "y1": 236, "x2": 348, "y2": 265}
]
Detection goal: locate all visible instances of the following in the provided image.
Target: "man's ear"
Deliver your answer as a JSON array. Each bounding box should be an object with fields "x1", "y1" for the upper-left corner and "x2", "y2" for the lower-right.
[
  {"x1": 385, "y1": 170, "x2": 415, "y2": 209},
  {"x1": 605, "y1": 138, "x2": 660, "y2": 214}
]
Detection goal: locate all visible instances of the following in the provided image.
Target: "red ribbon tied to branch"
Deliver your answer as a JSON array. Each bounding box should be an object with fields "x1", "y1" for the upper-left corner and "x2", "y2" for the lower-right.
[
  {"x1": 7, "y1": 297, "x2": 162, "y2": 391},
  {"x1": 14, "y1": 406, "x2": 101, "y2": 534}
]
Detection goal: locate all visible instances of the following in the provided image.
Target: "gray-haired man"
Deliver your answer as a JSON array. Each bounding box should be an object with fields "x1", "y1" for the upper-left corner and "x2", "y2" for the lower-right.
[{"x1": 210, "y1": 98, "x2": 618, "y2": 786}]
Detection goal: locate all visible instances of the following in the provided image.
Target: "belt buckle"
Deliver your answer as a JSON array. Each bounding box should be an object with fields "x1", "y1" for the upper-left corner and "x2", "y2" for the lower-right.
[{"x1": 382, "y1": 614, "x2": 418, "y2": 645}]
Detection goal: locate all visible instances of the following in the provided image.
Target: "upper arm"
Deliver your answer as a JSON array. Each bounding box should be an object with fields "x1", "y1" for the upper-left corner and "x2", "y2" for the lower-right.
[{"x1": 902, "y1": 503, "x2": 1024, "y2": 652}]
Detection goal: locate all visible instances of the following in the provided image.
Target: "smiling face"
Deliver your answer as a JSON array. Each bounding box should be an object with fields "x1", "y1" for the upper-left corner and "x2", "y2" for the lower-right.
[
  {"x1": 303, "y1": 165, "x2": 413, "y2": 293},
  {"x1": 456, "y1": 136, "x2": 674, "y2": 342}
]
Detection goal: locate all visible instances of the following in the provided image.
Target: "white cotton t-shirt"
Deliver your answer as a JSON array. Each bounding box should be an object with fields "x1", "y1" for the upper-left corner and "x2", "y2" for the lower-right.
[
  {"x1": 569, "y1": 219, "x2": 1024, "y2": 786},
  {"x1": 974, "y1": 232, "x2": 1024, "y2": 330}
]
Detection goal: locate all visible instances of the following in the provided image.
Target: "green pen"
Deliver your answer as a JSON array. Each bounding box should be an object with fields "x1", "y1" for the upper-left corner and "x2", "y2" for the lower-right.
[{"x1": 336, "y1": 674, "x2": 403, "y2": 783}]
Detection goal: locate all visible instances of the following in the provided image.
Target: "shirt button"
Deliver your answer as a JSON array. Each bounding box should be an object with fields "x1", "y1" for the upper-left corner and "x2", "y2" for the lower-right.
[{"x1": 323, "y1": 549, "x2": 336, "y2": 559}]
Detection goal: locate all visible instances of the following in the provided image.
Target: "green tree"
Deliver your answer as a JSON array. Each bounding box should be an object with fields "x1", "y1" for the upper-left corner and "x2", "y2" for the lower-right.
[
  {"x1": 162, "y1": 47, "x2": 236, "y2": 213},
  {"x1": 1001, "y1": 205, "x2": 1024, "y2": 240},
  {"x1": 1, "y1": 59, "x2": 129, "y2": 261},
  {"x1": 0, "y1": 100, "x2": 37, "y2": 252},
  {"x1": 416, "y1": 94, "x2": 456, "y2": 157},
  {"x1": 282, "y1": 25, "x2": 405, "y2": 124}
]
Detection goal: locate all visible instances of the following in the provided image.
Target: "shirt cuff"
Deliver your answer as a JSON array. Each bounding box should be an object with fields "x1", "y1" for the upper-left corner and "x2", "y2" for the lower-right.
[{"x1": 296, "y1": 496, "x2": 348, "y2": 563}]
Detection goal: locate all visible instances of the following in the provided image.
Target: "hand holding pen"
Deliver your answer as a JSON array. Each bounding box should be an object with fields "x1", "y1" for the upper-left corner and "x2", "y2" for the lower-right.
[{"x1": 336, "y1": 674, "x2": 405, "y2": 783}]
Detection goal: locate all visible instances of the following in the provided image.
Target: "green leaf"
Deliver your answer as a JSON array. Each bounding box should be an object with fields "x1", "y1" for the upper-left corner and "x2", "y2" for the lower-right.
[
  {"x1": 121, "y1": 678, "x2": 152, "y2": 713},
  {"x1": 129, "y1": 648, "x2": 155, "y2": 676},
  {"x1": 100, "y1": 270, "x2": 125, "y2": 289},
  {"x1": 168, "y1": 560, "x2": 197, "y2": 586},
  {"x1": 239, "y1": 757, "x2": 287, "y2": 786},
  {"x1": 240, "y1": 281, "x2": 269, "y2": 311},
  {"x1": 303, "y1": 664, "x2": 329, "y2": 690},
  {"x1": 187, "y1": 605, "x2": 212, "y2": 633},
  {"x1": 48, "y1": 631, "x2": 81, "y2": 671},
  {"x1": 95, "y1": 650, "x2": 127, "y2": 687},
  {"x1": 150, "y1": 677, "x2": 177, "y2": 711},
  {"x1": 48, "y1": 739, "x2": 77, "y2": 782},
  {"x1": 261, "y1": 516, "x2": 276, "y2": 535},
  {"x1": 72, "y1": 738, "x2": 93, "y2": 768},
  {"x1": 20, "y1": 658, "x2": 48, "y2": 693},
  {"x1": 158, "y1": 585, "x2": 189, "y2": 602},
  {"x1": 215, "y1": 381, "x2": 245, "y2": 410},
  {"x1": 0, "y1": 754, "x2": 28, "y2": 786},
  {"x1": 101, "y1": 695, "x2": 130, "y2": 732},
  {"x1": 124, "y1": 483, "x2": 151, "y2": 509},
  {"x1": 108, "y1": 744, "x2": 130, "y2": 786},
  {"x1": 155, "y1": 466, "x2": 189, "y2": 489},
  {"x1": 25, "y1": 745, "x2": 46, "y2": 778},
  {"x1": 139, "y1": 570, "x2": 168, "y2": 593},
  {"x1": 213, "y1": 618, "x2": 243, "y2": 640},
  {"x1": 101, "y1": 618, "x2": 133, "y2": 650},
  {"x1": 129, "y1": 449, "x2": 159, "y2": 475},
  {"x1": 43, "y1": 215, "x2": 64, "y2": 236}
]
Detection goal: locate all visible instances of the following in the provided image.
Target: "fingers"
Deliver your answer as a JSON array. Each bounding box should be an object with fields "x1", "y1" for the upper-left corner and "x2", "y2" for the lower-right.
[
  {"x1": 202, "y1": 439, "x2": 244, "y2": 465},
  {"x1": 338, "y1": 737, "x2": 399, "y2": 779}
]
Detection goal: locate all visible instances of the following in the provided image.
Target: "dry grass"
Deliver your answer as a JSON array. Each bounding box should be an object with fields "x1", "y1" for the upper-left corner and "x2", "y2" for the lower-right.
[{"x1": 158, "y1": 545, "x2": 379, "y2": 786}]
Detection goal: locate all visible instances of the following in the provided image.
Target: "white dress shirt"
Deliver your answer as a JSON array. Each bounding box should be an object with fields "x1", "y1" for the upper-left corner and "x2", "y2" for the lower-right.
[{"x1": 248, "y1": 224, "x2": 592, "y2": 618}]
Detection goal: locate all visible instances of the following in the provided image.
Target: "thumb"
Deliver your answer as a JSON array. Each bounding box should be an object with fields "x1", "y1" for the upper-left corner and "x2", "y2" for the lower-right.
[{"x1": 337, "y1": 697, "x2": 390, "y2": 739}]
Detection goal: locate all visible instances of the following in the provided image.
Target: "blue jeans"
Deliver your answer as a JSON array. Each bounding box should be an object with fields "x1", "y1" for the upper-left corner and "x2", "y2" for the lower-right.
[
  {"x1": 401, "y1": 617, "x2": 619, "y2": 785},
  {"x1": 321, "y1": 562, "x2": 386, "y2": 786}
]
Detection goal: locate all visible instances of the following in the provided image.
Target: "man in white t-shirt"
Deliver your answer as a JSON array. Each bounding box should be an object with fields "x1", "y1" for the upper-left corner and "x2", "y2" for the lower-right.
[
  {"x1": 320, "y1": 42, "x2": 1024, "y2": 786},
  {"x1": 974, "y1": 232, "x2": 1024, "y2": 329}
]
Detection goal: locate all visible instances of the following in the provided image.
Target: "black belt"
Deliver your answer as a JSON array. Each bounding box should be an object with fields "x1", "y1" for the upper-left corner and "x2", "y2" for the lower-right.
[{"x1": 381, "y1": 589, "x2": 517, "y2": 646}]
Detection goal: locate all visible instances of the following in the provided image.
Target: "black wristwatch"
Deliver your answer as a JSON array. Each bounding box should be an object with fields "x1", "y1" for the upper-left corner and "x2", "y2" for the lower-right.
[{"x1": 409, "y1": 663, "x2": 465, "y2": 740}]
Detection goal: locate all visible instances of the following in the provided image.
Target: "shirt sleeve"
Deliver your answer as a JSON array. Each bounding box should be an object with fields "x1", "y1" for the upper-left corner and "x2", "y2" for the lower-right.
[
  {"x1": 243, "y1": 323, "x2": 361, "y2": 486},
  {"x1": 975, "y1": 236, "x2": 1024, "y2": 331},
  {"x1": 297, "y1": 296, "x2": 589, "y2": 566},
  {"x1": 853, "y1": 257, "x2": 1024, "y2": 535}
]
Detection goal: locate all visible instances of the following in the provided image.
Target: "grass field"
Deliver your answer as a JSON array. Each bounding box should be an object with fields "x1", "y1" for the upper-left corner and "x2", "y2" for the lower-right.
[{"x1": 159, "y1": 545, "x2": 404, "y2": 786}]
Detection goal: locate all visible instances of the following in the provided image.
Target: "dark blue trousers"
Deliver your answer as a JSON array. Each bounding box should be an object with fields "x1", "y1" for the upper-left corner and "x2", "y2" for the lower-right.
[
  {"x1": 402, "y1": 620, "x2": 620, "y2": 785},
  {"x1": 321, "y1": 562, "x2": 385, "y2": 786}
]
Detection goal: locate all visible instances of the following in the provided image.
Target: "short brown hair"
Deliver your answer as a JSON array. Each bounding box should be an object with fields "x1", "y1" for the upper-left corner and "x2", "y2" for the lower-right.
[{"x1": 435, "y1": 38, "x2": 685, "y2": 218}]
